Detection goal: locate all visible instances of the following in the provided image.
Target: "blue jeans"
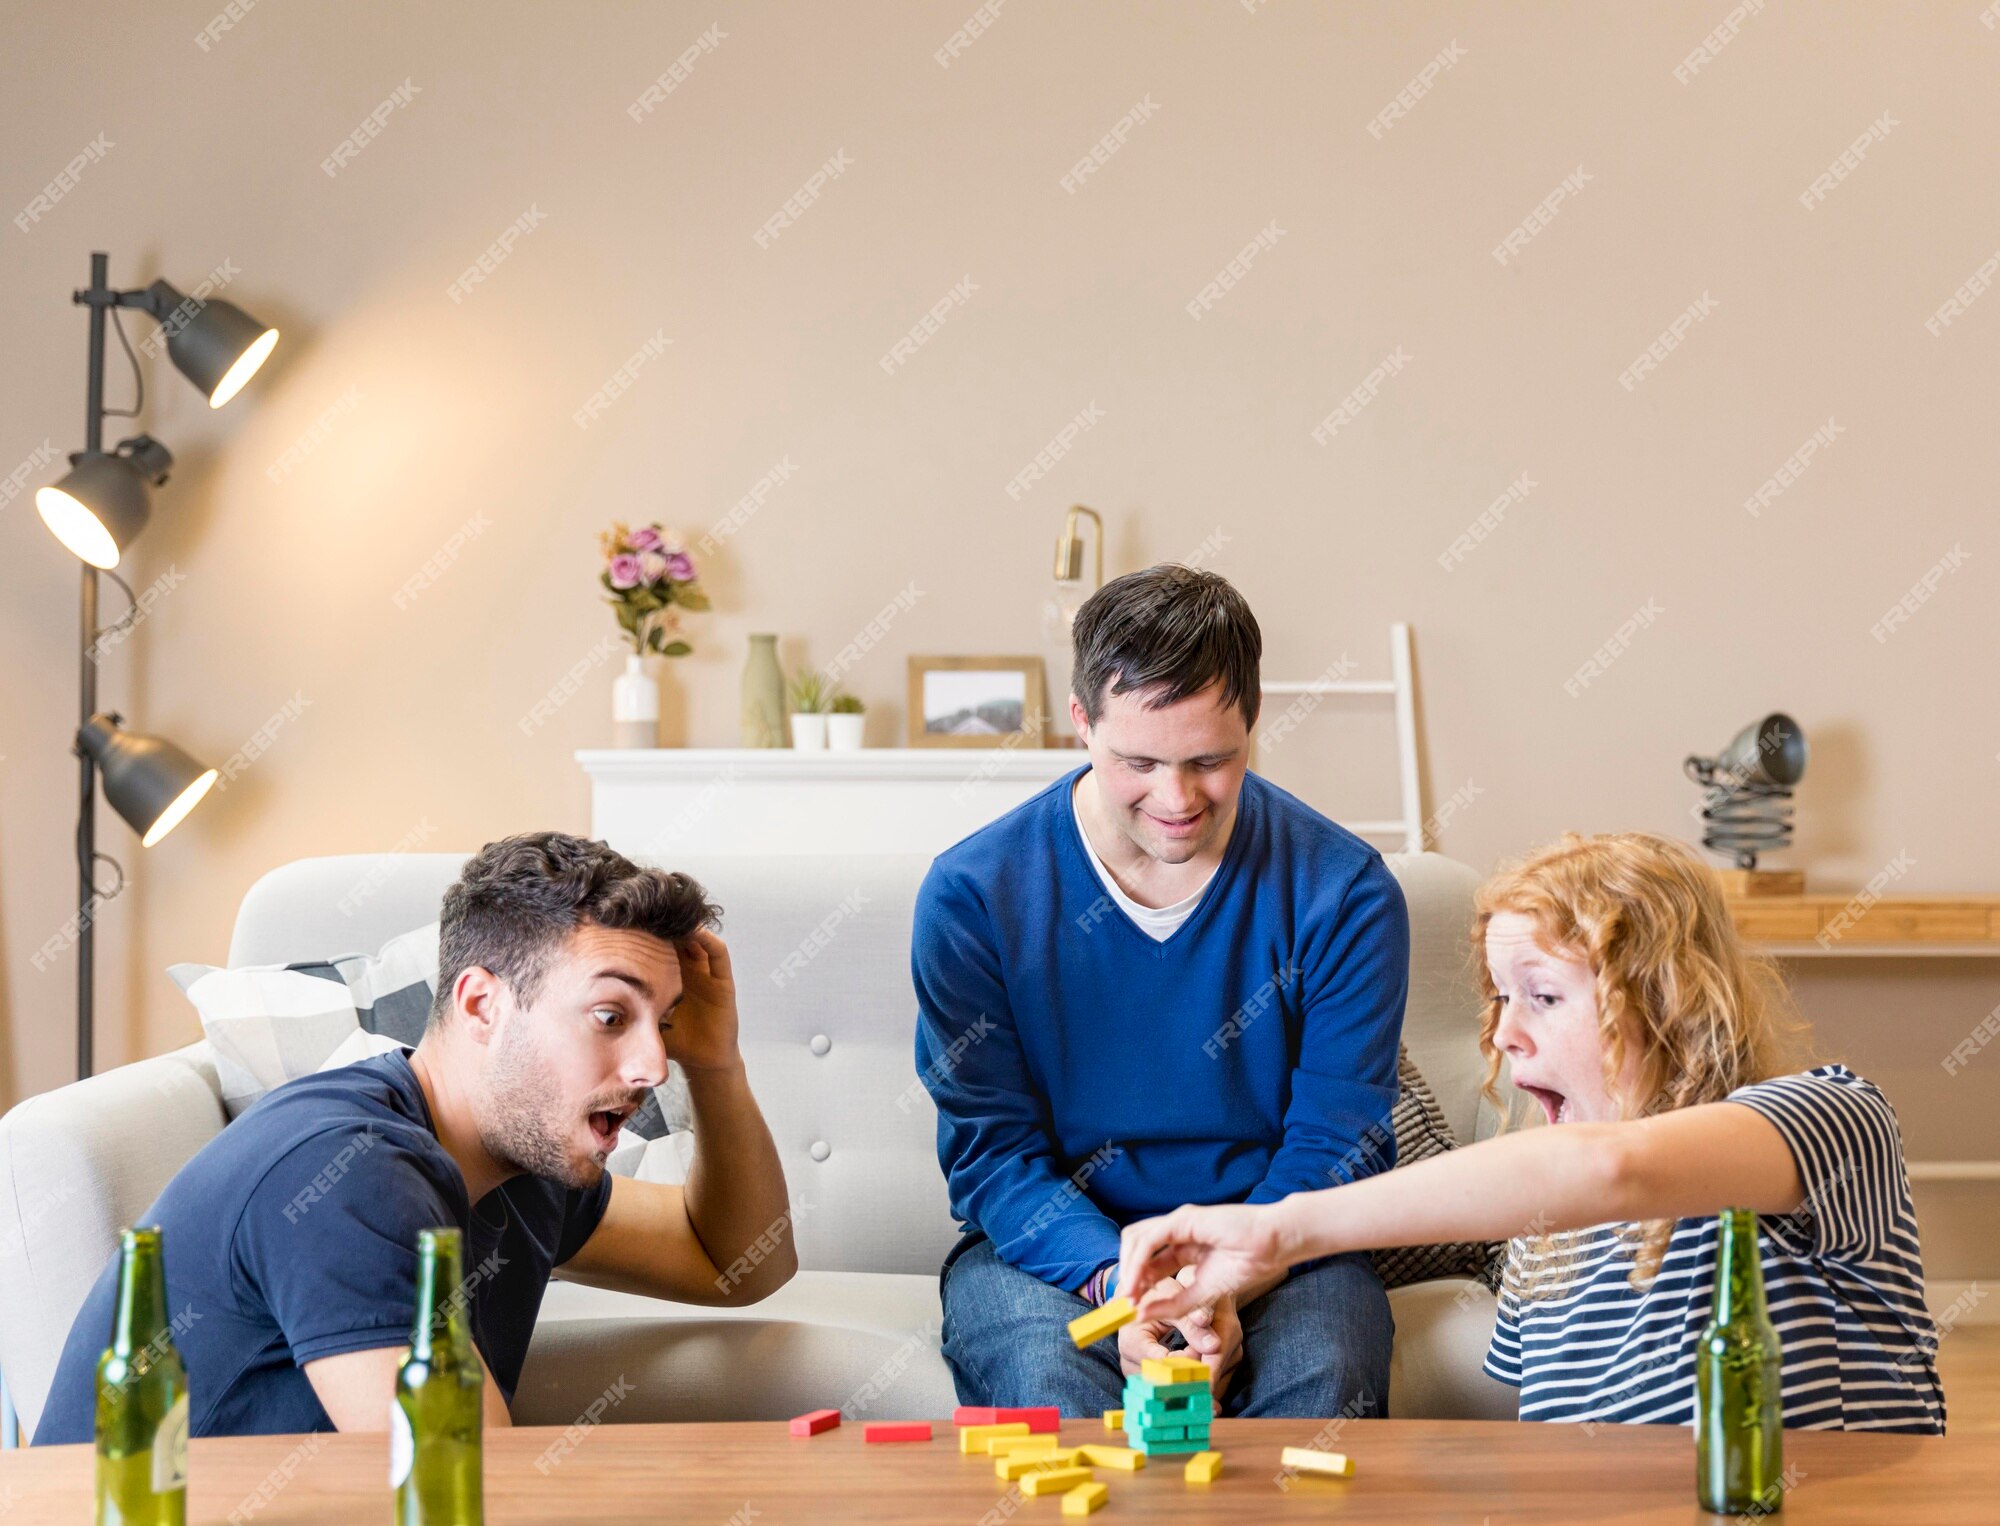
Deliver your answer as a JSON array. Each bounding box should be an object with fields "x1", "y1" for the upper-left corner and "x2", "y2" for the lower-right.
[{"x1": 939, "y1": 1233, "x2": 1394, "y2": 1420}]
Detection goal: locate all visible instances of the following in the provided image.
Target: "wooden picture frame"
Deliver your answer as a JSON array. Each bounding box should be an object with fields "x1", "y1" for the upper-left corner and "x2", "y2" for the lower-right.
[{"x1": 906, "y1": 656, "x2": 1048, "y2": 748}]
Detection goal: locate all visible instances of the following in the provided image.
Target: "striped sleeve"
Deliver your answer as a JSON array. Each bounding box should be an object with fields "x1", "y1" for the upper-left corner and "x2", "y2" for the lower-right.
[
  {"x1": 1481, "y1": 1258, "x2": 1525, "y2": 1386},
  {"x1": 1725, "y1": 1067, "x2": 1907, "y2": 1264}
]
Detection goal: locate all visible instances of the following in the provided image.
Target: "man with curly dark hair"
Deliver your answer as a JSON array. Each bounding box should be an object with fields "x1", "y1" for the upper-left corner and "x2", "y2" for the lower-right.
[{"x1": 38, "y1": 831, "x2": 795, "y2": 1441}]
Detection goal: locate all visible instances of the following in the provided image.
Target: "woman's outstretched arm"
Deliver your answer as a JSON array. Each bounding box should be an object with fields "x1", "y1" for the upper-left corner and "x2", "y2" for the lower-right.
[{"x1": 1118, "y1": 1101, "x2": 1805, "y2": 1320}]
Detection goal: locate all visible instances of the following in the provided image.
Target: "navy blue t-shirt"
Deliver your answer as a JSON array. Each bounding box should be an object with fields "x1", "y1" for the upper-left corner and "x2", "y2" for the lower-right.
[{"x1": 35, "y1": 1049, "x2": 610, "y2": 1442}]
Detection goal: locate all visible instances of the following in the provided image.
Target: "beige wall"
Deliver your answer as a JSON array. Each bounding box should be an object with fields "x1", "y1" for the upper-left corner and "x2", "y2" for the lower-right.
[{"x1": 2, "y1": 3, "x2": 1995, "y2": 1260}]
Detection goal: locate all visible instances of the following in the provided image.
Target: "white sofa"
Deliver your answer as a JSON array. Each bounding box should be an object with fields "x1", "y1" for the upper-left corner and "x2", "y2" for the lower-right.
[{"x1": 0, "y1": 849, "x2": 1516, "y2": 1441}]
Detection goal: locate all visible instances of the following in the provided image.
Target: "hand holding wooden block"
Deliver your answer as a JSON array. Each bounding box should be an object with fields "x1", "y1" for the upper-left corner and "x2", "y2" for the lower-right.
[{"x1": 1066, "y1": 1295, "x2": 1137, "y2": 1348}]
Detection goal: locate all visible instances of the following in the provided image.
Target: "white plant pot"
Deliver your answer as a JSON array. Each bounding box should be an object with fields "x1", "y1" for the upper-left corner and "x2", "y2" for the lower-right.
[
  {"x1": 826, "y1": 713, "x2": 866, "y2": 751},
  {"x1": 789, "y1": 713, "x2": 829, "y2": 750},
  {"x1": 611, "y1": 654, "x2": 658, "y2": 748}
]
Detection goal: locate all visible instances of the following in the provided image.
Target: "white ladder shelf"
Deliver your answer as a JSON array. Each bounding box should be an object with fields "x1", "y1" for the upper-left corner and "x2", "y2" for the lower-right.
[{"x1": 1258, "y1": 622, "x2": 1425, "y2": 855}]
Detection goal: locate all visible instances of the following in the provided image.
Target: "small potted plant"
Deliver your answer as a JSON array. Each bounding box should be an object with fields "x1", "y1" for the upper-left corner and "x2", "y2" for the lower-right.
[
  {"x1": 787, "y1": 668, "x2": 831, "y2": 749},
  {"x1": 827, "y1": 691, "x2": 866, "y2": 751}
]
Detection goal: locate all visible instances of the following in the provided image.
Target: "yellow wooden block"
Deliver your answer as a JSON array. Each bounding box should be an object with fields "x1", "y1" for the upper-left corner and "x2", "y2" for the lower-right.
[
  {"x1": 1280, "y1": 1446, "x2": 1354, "y2": 1478},
  {"x1": 1076, "y1": 1444, "x2": 1145, "y2": 1471},
  {"x1": 1019, "y1": 1466, "x2": 1094, "y2": 1496},
  {"x1": 959, "y1": 1421, "x2": 1029, "y2": 1454},
  {"x1": 989, "y1": 1435, "x2": 1060, "y2": 1459},
  {"x1": 1140, "y1": 1355, "x2": 1210, "y2": 1385},
  {"x1": 996, "y1": 1448, "x2": 1080, "y2": 1480},
  {"x1": 1101, "y1": 1408, "x2": 1123, "y2": 1430},
  {"x1": 1184, "y1": 1450, "x2": 1223, "y2": 1484},
  {"x1": 1060, "y1": 1481, "x2": 1109, "y2": 1517},
  {"x1": 1067, "y1": 1295, "x2": 1136, "y2": 1348}
]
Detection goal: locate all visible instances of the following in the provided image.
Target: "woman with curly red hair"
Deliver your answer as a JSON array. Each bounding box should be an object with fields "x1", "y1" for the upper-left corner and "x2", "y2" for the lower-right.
[{"x1": 1117, "y1": 833, "x2": 1946, "y2": 1433}]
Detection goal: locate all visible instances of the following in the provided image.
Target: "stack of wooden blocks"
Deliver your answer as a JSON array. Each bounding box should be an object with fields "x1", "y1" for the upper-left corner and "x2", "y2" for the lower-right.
[{"x1": 1120, "y1": 1355, "x2": 1213, "y2": 1456}]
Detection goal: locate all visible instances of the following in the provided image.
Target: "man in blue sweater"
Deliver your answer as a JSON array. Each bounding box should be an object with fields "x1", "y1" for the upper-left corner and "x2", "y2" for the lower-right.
[{"x1": 914, "y1": 565, "x2": 1408, "y2": 1419}]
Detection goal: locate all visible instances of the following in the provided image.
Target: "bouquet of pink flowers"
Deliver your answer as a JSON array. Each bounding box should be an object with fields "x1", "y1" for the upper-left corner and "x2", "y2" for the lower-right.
[{"x1": 598, "y1": 521, "x2": 710, "y2": 656}]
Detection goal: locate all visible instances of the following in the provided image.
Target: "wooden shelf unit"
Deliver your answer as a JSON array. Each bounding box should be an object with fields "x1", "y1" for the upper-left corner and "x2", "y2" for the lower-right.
[{"x1": 1726, "y1": 895, "x2": 2000, "y2": 958}]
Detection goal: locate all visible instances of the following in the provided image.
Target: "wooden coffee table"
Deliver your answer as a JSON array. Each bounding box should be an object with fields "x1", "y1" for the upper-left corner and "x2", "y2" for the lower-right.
[{"x1": 3, "y1": 1416, "x2": 1987, "y2": 1522}]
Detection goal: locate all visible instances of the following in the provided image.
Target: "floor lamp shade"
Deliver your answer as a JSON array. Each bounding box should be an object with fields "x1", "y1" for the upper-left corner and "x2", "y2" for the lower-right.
[
  {"x1": 35, "y1": 446, "x2": 166, "y2": 569},
  {"x1": 145, "y1": 279, "x2": 279, "y2": 408},
  {"x1": 78, "y1": 714, "x2": 218, "y2": 848}
]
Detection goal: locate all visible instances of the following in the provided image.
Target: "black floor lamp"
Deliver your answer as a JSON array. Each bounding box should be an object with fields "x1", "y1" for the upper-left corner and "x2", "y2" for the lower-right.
[{"x1": 35, "y1": 251, "x2": 281, "y2": 1081}]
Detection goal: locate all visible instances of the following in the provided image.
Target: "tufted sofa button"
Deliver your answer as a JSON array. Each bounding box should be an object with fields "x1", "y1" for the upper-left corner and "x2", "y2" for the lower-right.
[
  {"x1": 809, "y1": 1034, "x2": 831, "y2": 1056},
  {"x1": 809, "y1": 1140, "x2": 831, "y2": 1162}
]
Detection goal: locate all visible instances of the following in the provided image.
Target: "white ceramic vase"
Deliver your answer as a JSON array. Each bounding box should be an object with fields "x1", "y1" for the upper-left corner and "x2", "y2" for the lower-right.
[
  {"x1": 612, "y1": 653, "x2": 658, "y2": 748},
  {"x1": 789, "y1": 713, "x2": 829, "y2": 750},
  {"x1": 826, "y1": 713, "x2": 866, "y2": 751}
]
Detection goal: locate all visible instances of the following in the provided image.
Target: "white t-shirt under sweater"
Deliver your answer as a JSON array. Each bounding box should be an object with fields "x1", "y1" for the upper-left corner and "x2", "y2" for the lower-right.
[{"x1": 1069, "y1": 783, "x2": 1215, "y2": 942}]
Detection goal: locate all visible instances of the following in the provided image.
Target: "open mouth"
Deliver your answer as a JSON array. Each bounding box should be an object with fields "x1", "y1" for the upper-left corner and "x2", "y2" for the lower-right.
[
  {"x1": 1518, "y1": 1084, "x2": 1572, "y2": 1125},
  {"x1": 585, "y1": 1102, "x2": 638, "y2": 1154}
]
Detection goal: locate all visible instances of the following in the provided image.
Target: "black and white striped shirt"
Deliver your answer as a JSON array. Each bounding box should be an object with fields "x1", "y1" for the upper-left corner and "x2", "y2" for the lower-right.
[{"x1": 1484, "y1": 1065, "x2": 1945, "y2": 1433}]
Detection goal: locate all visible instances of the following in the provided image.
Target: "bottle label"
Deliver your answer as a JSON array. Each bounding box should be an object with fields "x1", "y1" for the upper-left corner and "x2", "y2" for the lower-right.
[
  {"x1": 389, "y1": 1401, "x2": 414, "y2": 1488},
  {"x1": 151, "y1": 1394, "x2": 189, "y2": 1493}
]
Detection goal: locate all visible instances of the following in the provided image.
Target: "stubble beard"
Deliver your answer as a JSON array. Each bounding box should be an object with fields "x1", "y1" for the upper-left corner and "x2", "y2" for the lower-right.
[{"x1": 477, "y1": 1020, "x2": 601, "y2": 1191}]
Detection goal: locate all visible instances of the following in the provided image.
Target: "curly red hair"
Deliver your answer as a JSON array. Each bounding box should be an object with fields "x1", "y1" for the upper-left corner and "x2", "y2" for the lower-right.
[{"x1": 1472, "y1": 832, "x2": 1809, "y2": 1287}]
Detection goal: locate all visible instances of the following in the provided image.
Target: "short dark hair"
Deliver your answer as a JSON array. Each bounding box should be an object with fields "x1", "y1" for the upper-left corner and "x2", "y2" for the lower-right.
[
  {"x1": 1071, "y1": 564, "x2": 1262, "y2": 730},
  {"x1": 430, "y1": 831, "x2": 720, "y2": 1026}
]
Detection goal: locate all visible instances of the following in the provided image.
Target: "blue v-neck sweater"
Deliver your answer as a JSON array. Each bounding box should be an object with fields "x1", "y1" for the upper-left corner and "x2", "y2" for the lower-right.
[{"x1": 913, "y1": 767, "x2": 1409, "y2": 1291}]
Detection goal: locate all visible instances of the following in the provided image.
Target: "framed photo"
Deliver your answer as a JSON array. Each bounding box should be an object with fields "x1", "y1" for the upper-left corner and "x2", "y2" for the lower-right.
[{"x1": 907, "y1": 656, "x2": 1048, "y2": 748}]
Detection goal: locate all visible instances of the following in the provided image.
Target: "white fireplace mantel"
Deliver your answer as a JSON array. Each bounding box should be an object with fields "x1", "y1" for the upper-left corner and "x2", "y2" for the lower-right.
[{"x1": 578, "y1": 747, "x2": 1085, "y2": 859}]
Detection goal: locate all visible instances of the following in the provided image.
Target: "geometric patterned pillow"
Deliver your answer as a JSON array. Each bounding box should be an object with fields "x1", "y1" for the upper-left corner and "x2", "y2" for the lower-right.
[
  {"x1": 167, "y1": 919, "x2": 690, "y2": 1142},
  {"x1": 1369, "y1": 1047, "x2": 1507, "y2": 1292},
  {"x1": 167, "y1": 922, "x2": 443, "y2": 1119}
]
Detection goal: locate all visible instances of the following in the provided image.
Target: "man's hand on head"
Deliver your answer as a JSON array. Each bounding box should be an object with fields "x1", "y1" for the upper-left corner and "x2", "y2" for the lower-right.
[
  {"x1": 562, "y1": 926, "x2": 796, "y2": 1308},
  {"x1": 664, "y1": 928, "x2": 742, "y2": 1074}
]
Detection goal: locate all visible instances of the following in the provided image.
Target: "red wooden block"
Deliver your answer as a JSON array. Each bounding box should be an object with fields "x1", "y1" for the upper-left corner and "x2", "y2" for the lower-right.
[
  {"x1": 788, "y1": 1408, "x2": 841, "y2": 1437},
  {"x1": 993, "y1": 1406, "x2": 1061, "y2": 1434},
  {"x1": 864, "y1": 1422, "x2": 934, "y2": 1444},
  {"x1": 954, "y1": 1406, "x2": 1001, "y2": 1427}
]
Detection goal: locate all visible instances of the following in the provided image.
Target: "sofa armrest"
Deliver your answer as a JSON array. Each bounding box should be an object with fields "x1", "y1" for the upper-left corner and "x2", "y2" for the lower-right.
[
  {"x1": 0, "y1": 1042, "x2": 226, "y2": 1442},
  {"x1": 1384, "y1": 1278, "x2": 1518, "y2": 1421}
]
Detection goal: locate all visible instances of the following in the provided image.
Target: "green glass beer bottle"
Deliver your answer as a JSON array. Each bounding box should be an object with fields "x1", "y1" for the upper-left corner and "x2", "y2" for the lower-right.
[
  {"x1": 392, "y1": 1226, "x2": 483, "y2": 1524},
  {"x1": 1695, "y1": 1208, "x2": 1785, "y2": 1515},
  {"x1": 94, "y1": 1226, "x2": 188, "y2": 1526}
]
